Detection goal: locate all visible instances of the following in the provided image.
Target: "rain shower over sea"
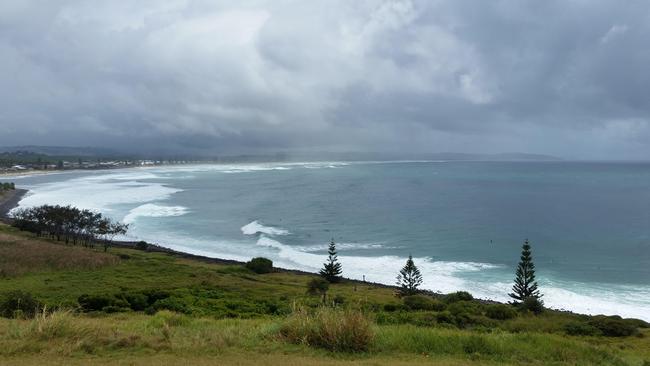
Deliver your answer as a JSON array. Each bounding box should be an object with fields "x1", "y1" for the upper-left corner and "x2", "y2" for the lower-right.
[{"x1": 12, "y1": 161, "x2": 650, "y2": 320}]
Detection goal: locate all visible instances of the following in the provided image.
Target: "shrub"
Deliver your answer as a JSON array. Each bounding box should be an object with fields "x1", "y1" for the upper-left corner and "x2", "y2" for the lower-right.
[
  {"x1": 383, "y1": 303, "x2": 399, "y2": 312},
  {"x1": 0, "y1": 291, "x2": 42, "y2": 318},
  {"x1": 78, "y1": 294, "x2": 128, "y2": 312},
  {"x1": 519, "y1": 297, "x2": 544, "y2": 315},
  {"x1": 589, "y1": 316, "x2": 638, "y2": 337},
  {"x1": 279, "y1": 308, "x2": 374, "y2": 352},
  {"x1": 621, "y1": 318, "x2": 649, "y2": 329},
  {"x1": 402, "y1": 295, "x2": 445, "y2": 311},
  {"x1": 120, "y1": 292, "x2": 149, "y2": 311},
  {"x1": 333, "y1": 294, "x2": 346, "y2": 306},
  {"x1": 153, "y1": 297, "x2": 191, "y2": 314},
  {"x1": 444, "y1": 291, "x2": 473, "y2": 303},
  {"x1": 135, "y1": 241, "x2": 148, "y2": 250},
  {"x1": 142, "y1": 289, "x2": 171, "y2": 304},
  {"x1": 462, "y1": 335, "x2": 496, "y2": 355},
  {"x1": 436, "y1": 311, "x2": 455, "y2": 325},
  {"x1": 564, "y1": 321, "x2": 602, "y2": 336},
  {"x1": 485, "y1": 304, "x2": 517, "y2": 320},
  {"x1": 102, "y1": 305, "x2": 129, "y2": 313},
  {"x1": 307, "y1": 278, "x2": 330, "y2": 296},
  {"x1": 447, "y1": 301, "x2": 482, "y2": 316},
  {"x1": 245, "y1": 257, "x2": 273, "y2": 274}
]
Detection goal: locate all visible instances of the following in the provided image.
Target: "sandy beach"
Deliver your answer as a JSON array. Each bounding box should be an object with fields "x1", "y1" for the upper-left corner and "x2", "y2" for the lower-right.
[{"x1": 0, "y1": 170, "x2": 58, "y2": 178}]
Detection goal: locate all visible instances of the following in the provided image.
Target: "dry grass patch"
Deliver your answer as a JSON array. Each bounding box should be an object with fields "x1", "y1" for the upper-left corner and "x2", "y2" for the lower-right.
[
  {"x1": 279, "y1": 308, "x2": 374, "y2": 352},
  {"x1": 0, "y1": 231, "x2": 119, "y2": 277}
]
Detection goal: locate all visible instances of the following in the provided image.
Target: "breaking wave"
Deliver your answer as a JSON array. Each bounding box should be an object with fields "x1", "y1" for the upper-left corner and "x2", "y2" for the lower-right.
[
  {"x1": 123, "y1": 203, "x2": 189, "y2": 224},
  {"x1": 241, "y1": 220, "x2": 289, "y2": 236}
]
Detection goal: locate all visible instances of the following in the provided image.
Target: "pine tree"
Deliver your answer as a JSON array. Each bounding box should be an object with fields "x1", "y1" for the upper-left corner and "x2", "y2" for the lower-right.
[
  {"x1": 319, "y1": 239, "x2": 342, "y2": 283},
  {"x1": 396, "y1": 255, "x2": 423, "y2": 296},
  {"x1": 509, "y1": 239, "x2": 541, "y2": 303}
]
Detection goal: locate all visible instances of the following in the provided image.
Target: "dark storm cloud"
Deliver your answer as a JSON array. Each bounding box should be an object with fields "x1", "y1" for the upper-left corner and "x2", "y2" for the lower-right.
[{"x1": 1, "y1": 0, "x2": 649, "y2": 159}]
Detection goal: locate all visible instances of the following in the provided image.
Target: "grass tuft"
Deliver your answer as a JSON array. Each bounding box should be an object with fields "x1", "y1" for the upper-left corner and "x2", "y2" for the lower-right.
[{"x1": 279, "y1": 308, "x2": 374, "y2": 352}]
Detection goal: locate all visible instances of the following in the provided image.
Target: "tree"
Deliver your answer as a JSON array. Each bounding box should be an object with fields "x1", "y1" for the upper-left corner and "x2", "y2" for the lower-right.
[
  {"x1": 396, "y1": 255, "x2": 423, "y2": 296},
  {"x1": 11, "y1": 204, "x2": 127, "y2": 248},
  {"x1": 319, "y1": 239, "x2": 342, "y2": 283},
  {"x1": 509, "y1": 239, "x2": 542, "y2": 303}
]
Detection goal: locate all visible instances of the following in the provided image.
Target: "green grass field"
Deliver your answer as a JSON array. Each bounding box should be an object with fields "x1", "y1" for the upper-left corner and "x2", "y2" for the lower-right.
[{"x1": 1, "y1": 223, "x2": 648, "y2": 365}]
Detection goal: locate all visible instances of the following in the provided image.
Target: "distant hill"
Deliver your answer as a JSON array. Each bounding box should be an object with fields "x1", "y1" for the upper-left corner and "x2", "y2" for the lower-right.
[
  {"x1": 0, "y1": 146, "x2": 120, "y2": 157},
  {"x1": 0, "y1": 146, "x2": 562, "y2": 163}
]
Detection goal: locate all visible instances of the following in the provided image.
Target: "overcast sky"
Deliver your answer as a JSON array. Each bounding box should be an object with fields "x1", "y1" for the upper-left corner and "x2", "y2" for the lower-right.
[{"x1": 1, "y1": 1, "x2": 649, "y2": 159}]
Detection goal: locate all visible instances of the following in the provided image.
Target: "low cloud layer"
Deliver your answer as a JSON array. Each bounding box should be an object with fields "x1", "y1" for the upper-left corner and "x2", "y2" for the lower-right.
[{"x1": 1, "y1": 1, "x2": 649, "y2": 159}]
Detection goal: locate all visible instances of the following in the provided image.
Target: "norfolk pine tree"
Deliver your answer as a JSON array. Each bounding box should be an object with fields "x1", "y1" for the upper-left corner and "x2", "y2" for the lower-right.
[
  {"x1": 320, "y1": 239, "x2": 343, "y2": 283},
  {"x1": 396, "y1": 255, "x2": 423, "y2": 296},
  {"x1": 509, "y1": 239, "x2": 542, "y2": 303}
]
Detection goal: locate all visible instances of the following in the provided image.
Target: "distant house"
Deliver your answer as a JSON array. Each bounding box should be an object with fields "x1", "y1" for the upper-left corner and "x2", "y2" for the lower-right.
[{"x1": 11, "y1": 165, "x2": 27, "y2": 170}]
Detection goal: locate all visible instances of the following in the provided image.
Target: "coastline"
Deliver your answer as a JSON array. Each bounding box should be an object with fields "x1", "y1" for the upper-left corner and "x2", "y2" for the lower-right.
[
  {"x1": 0, "y1": 170, "x2": 57, "y2": 178},
  {"x1": 2, "y1": 170, "x2": 647, "y2": 321},
  {"x1": 0, "y1": 189, "x2": 27, "y2": 218},
  {"x1": 0, "y1": 185, "x2": 398, "y2": 290},
  {"x1": 108, "y1": 239, "x2": 411, "y2": 293},
  {"x1": 0, "y1": 187, "x2": 639, "y2": 320}
]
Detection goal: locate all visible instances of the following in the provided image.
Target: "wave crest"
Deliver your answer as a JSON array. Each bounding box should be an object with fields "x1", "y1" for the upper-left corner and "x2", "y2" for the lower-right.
[
  {"x1": 123, "y1": 204, "x2": 189, "y2": 224},
  {"x1": 241, "y1": 220, "x2": 289, "y2": 236}
]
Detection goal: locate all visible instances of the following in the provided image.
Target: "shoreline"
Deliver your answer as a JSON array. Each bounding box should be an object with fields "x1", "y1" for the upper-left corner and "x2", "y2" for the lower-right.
[
  {"x1": 1, "y1": 184, "x2": 646, "y2": 321},
  {"x1": 0, "y1": 189, "x2": 28, "y2": 218},
  {"x1": 0, "y1": 186, "x2": 399, "y2": 291}
]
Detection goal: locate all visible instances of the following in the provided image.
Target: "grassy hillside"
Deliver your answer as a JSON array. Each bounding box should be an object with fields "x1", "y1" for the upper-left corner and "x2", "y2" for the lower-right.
[{"x1": 0, "y1": 223, "x2": 648, "y2": 365}]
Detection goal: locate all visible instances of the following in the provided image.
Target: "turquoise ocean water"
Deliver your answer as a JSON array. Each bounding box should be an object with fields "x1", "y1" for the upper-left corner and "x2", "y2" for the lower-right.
[{"x1": 12, "y1": 161, "x2": 650, "y2": 320}]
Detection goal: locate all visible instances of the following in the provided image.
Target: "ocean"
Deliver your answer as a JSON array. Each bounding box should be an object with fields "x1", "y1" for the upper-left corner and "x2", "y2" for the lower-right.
[{"x1": 11, "y1": 161, "x2": 650, "y2": 320}]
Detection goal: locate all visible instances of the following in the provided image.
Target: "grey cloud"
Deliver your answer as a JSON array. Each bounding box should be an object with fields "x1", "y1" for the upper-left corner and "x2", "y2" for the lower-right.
[{"x1": 1, "y1": 0, "x2": 649, "y2": 159}]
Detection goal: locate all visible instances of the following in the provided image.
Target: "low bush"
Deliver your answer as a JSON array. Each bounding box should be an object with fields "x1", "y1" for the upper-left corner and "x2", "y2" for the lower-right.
[
  {"x1": 78, "y1": 294, "x2": 128, "y2": 312},
  {"x1": 486, "y1": 304, "x2": 517, "y2": 320},
  {"x1": 245, "y1": 257, "x2": 273, "y2": 274},
  {"x1": 333, "y1": 294, "x2": 346, "y2": 306},
  {"x1": 620, "y1": 317, "x2": 649, "y2": 329},
  {"x1": 78, "y1": 289, "x2": 176, "y2": 313},
  {"x1": 436, "y1": 311, "x2": 455, "y2": 325},
  {"x1": 447, "y1": 301, "x2": 483, "y2": 317},
  {"x1": 589, "y1": 316, "x2": 638, "y2": 337},
  {"x1": 564, "y1": 321, "x2": 602, "y2": 336},
  {"x1": 279, "y1": 308, "x2": 374, "y2": 352},
  {"x1": 444, "y1": 291, "x2": 473, "y2": 303},
  {"x1": 153, "y1": 297, "x2": 192, "y2": 314},
  {"x1": 383, "y1": 303, "x2": 399, "y2": 312},
  {"x1": 0, "y1": 290, "x2": 42, "y2": 318},
  {"x1": 306, "y1": 278, "x2": 329, "y2": 297},
  {"x1": 519, "y1": 297, "x2": 544, "y2": 315},
  {"x1": 402, "y1": 295, "x2": 445, "y2": 311},
  {"x1": 462, "y1": 334, "x2": 496, "y2": 355},
  {"x1": 135, "y1": 241, "x2": 148, "y2": 250},
  {"x1": 120, "y1": 292, "x2": 149, "y2": 311}
]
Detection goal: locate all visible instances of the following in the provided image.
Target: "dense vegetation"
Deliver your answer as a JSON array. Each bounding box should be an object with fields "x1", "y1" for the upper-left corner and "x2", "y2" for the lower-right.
[
  {"x1": 0, "y1": 182, "x2": 15, "y2": 192},
  {"x1": 11, "y1": 204, "x2": 128, "y2": 250},
  {"x1": 0, "y1": 224, "x2": 648, "y2": 365}
]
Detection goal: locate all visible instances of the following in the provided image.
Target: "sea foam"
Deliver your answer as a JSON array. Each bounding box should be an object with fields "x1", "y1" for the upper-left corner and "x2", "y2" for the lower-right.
[
  {"x1": 14, "y1": 171, "x2": 182, "y2": 214},
  {"x1": 241, "y1": 220, "x2": 289, "y2": 236},
  {"x1": 123, "y1": 203, "x2": 189, "y2": 224}
]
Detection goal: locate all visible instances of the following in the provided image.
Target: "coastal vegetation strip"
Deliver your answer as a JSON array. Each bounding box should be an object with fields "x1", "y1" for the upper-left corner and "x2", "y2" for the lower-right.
[{"x1": 0, "y1": 224, "x2": 648, "y2": 365}]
